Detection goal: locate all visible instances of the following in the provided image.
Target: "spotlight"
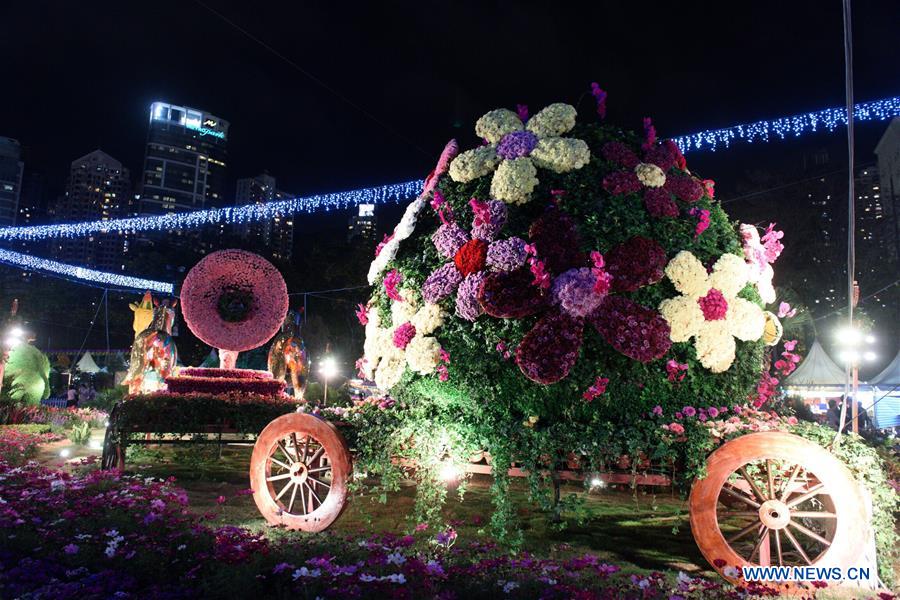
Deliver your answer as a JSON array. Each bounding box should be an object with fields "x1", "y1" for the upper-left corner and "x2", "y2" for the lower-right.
[
  {"x1": 89, "y1": 440, "x2": 102, "y2": 450},
  {"x1": 589, "y1": 476, "x2": 606, "y2": 489},
  {"x1": 59, "y1": 448, "x2": 71, "y2": 458},
  {"x1": 439, "y1": 461, "x2": 460, "y2": 483}
]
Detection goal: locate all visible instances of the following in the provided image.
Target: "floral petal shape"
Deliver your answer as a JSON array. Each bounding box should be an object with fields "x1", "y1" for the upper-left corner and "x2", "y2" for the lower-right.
[
  {"x1": 526, "y1": 103, "x2": 577, "y2": 138},
  {"x1": 605, "y1": 236, "x2": 667, "y2": 292},
  {"x1": 589, "y1": 296, "x2": 672, "y2": 362},
  {"x1": 476, "y1": 108, "x2": 524, "y2": 143},
  {"x1": 422, "y1": 263, "x2": 463, "y2": 304},
  {"x1": 726, "y1": 297, "x2": 766, "y2": 341},
  {"x1": 528, "y1": 209, "x2": 588, "y2": 273},
  {"x1": 478, "y1": 268, "x2": 547, "y2": 318},
  {"x1": 658, "y1": 295, "x2": 703, "y2": 343},
  {"x1": 515, "y1": 310, "x2": 583, "y2": 384},
  {"x1": 448, "y1": 145, "x2": 499, "y2": 183},
  {"x1": 490, "y1": 157, "x2": 538, "y2": 205},
  {"x1": 694, "y1": 320, "x2": 735, "y2": 373},
  {"x1": 709, "y1": 253, "x2": 749, "y2": 298},
  {"x1": 664, "y1": 250, "x2": 710, "y2": 297},
  {"x1": 530, "y1": 137, "x2": 591, "y2": 173}
]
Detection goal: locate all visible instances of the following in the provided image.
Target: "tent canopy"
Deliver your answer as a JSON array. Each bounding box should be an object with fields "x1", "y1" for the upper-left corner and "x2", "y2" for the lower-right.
[
  {"x1": 872, "y1": 350, "x2": 900, "y2": 386},
  {"x1": 784, "y1": 339, "x2": 846, "y2": 388},
  {"x1": 75, "y1": 351, "x2": 101, "y2": 374}
]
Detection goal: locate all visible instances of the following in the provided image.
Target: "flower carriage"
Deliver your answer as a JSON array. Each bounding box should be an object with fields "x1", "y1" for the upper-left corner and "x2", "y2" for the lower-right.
[{"x1": 104, "y1": 98, "x2": 875, "y2": 586}]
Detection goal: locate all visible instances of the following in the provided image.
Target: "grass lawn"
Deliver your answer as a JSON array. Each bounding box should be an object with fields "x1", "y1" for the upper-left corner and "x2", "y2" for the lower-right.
[{"x1": 103, "y1": 439, "x2": 712, "y2": 578}]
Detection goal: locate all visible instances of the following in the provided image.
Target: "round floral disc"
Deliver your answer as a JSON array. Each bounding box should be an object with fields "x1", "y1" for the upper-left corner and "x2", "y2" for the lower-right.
[{"x1": 180, "y1": 249, "x2": 289, "y2": 352}]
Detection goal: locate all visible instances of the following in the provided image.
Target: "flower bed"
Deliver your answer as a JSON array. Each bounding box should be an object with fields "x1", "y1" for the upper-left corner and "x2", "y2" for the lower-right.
[
  {"x1": 164, "y1": 374, "x2": 285, "y2": 397},
  {"x1": 117, "y1": 391, "x2": 296, "y2": 436},
  {"x1": 0, "y1": 458, "x2": 773, "y2": 599},
  {"x1": 0, "y1": 427, "x2": 64, "y2": 465},
  {"x1": 177, "y1": 367, "x2": 273, "y2": 380},
  {"x1": 1, "y1": 405, "x2": 108, "y2": 429}
]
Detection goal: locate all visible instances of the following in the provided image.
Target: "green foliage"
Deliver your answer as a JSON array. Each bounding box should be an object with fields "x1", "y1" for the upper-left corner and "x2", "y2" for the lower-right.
[
  {"x1": 83, "y1": 385, "x2": 127, "y2": 412},
  {"x1": 69, "y1": 421, "x2": 92, "y2": 445},
  {"x1": 4, "y1": 344, "x2": 51, "y2": 405},
  {"x1": 790, "y1": 422, "x2": 899, "y2": 586}
]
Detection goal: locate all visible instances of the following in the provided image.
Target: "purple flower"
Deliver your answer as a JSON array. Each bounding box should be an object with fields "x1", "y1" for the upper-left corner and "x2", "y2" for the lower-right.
[
  {"x1": 551, "y1": 268, "x2": 606, "y2": 318},
  {"x1": 432, "y1": 223, "x2": 469, "y2": 258},
  {"x1": 471, "y1": 200, "x2": 507, "y2": 240},
  {"x1": 707, "y1": 406, "x2": 720, "y2": 418},
  {"x1": 486, "y1": 237, "x2": 527, "y2": 272},
  {"x1": 63, "y1": 543, "x2": 79, "y2": 555},
  {"x1": 651, "y1": 405, "x2": 663, "y2": 416},
  {"x1": 675, "y1": 411, "x2": 683, "y2": 420},
  {"x1": 682, "y1": 406, "x2": 697, "y2": 417},
  {"x1": 423, "y1": 264, "x2": 463, "y2": 303},
  {"x1": 455, "y1": 272, "x2": 486, "y2": 321},
  {"x1": 496, "y1": 130, "x2": 538, "y2": 160}
]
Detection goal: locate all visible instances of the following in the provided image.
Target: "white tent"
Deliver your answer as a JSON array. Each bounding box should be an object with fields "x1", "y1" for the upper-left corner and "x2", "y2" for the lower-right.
[
  {"x1": 783, "y1": 339, "x2": 850, "y2": 411},
  {"x1": 871, "y1": 350, "x2": 900, "y2": 429},
  {"x1": 75, "y1": 351, "x2": 101, "y2": 374}
]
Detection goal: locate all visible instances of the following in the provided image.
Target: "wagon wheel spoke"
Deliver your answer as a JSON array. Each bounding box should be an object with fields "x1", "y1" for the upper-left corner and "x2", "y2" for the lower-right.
[
  {"x1": 266, "y1": 473, "x2": 292, "y2": 482},
  {"x1": 276, "y1": 441, "x2": 293, "y2": 465},
  {"x1": 781, "y1": 526, "x2": 812, "y2": 565},
  {"x1": 774, "y1": 529, "x2": 784, "y2": 566},
  {"x1": 287, "y1": 480, "x2": 299, "y2": 514},
  {"x1": 270, "y1": 456, "x2": 292, "y2": 471},
  {"x1": 301, "y1": 435, "x2": 310, "y2": 463},
  {"x1": 727, "y1": 520, "x2": 762, "y2": 545},
  {"x1": 786, "y1": 483, "x2": 825, "y2": 508},
  {"x1": 738, "y1": 466, "x2": 768, "y2": 502},
  {"x1": 788, "y1": 520, "x2": 831, "y2": 547},
  {"x1": 274, "y1": 480, "x2": 294, "y2": 502},
  {"x1": 307, "y1": 445, "x2": 325, "y2": 466},
  {"x1": 721, "y1": 484, "x2": 761, "y2": 508},
  {"x1": 290, "y1": 433, "x2": 302, "y2": 462},
  {"x1": 307, "y1": 466, "x2": 332, "y2": 474},
  {"x1": 779, "y1": 463, "x2": 803, "y2": 502},
  {"x1": 791, "y1": 511, "x2": 836, "y2": 519},
  {"x1": 750, "y1": 526, "x2": 770, "y2": 564},
  {"x1": 305, "y1": 482, "x2": 323, "y2": 508},
  {"x1": 766, "y1": 460, "x2": 775, "y2": 500},
  {"x1": 717, "y1": 511, "x2": 758, "y2": 517},
  {"x1": 308, "y1": 476, "x2": 331, "y2": 490}
]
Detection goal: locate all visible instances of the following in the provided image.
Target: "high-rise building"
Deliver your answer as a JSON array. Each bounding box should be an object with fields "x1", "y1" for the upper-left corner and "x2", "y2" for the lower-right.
[
  {"x1": 139, "y1": 101, "x2": 229, "y2": 215},
  {"x1": 234, "y1": 173, "x2": 295, "y2": 261},
  {"x1": 874, "y1": 117, "x2": 900, "y2": 262},
  {"x1": 53, "y1": 150, "x2": 131, "y2": 270},
  {"x1": 0, "y1": 137, "x2": 24, "y2": 226},
  {"x1": 347, "y1": 203, "x2": 377, "y2": 243}
]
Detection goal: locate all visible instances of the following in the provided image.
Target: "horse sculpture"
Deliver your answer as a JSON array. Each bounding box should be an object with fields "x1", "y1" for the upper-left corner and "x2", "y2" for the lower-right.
[
  {"x1": 123, "y1": 298, "x2": 179, "y2": 394},
  {"x1": 267, "y1": 310, "x2": 309, "y2": 399}
]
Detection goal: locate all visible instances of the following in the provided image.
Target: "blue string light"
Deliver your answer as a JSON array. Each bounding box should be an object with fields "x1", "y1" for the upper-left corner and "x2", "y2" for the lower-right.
[
  {"x1": 672, "y1": 95, "x2": 900, "y2": 153},
  {"x1": 0, "y1": 180, "x2": 424, "y2": 242},
  {"x1": 0, "y1": 247, "x2": 174, "y2": 294}
]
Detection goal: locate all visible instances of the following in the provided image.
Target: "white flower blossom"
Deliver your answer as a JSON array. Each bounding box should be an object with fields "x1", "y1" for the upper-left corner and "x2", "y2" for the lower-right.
[{"x1": 635, "y1": 162, "x2": 666, "y2": 188}]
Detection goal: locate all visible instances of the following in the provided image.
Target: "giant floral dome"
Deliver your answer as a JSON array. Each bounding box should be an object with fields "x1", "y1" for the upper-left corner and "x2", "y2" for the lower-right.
[{"x1": 360, "y1": 99, "x2": 783, "y2": 425}]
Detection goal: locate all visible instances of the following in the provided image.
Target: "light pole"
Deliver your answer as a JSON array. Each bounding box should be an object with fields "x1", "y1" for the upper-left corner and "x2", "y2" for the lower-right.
[
  {"x1": 319, "y1": 356, "x2": 338, "y2": 406},
  {"x1": 835, "y1": 326, "x2": 876, "y2": 434}
]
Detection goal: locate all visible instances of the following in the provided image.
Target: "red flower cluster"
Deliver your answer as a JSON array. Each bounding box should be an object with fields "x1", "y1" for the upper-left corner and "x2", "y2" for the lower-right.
[
  {"x1": 165, "y1": 374, "x2": 285, "y2": 397},
  {"x1": 664, "y1": 174, "x2": 704, "y2": 203},
  {"x1": 479, "y1": 268, "x2": 547, "y2": 318},
  {"x1": 177, "y1": 367, "x2": 272, "y2": 380},
  {"x1": 515, "y1": 311, "x2": 584, "y2": 384},
  {"x1": 453, "y1": 239, "x2": 488, "y2": 276},
  {"x1": 528, "y1": 209, "x2": 588, "y2": 273},
  {"x1": 589, "y1": 296, "x2": 671, "y2": 363},
  {"x1": 601, "y1": 141, "x2": 639, "y2": 169},
  {"x1": 643, "y1": 188, "x2": 679, "y2": 218},
  {"x1": 698, "y1": 289, "x2": 728, "y2": 321},
  {"x1": 602, "y1": 171, "x2": 642, "y2": 195},
  {"x1": 604, "y1": 236, "x2": 667, "y2": 293}
]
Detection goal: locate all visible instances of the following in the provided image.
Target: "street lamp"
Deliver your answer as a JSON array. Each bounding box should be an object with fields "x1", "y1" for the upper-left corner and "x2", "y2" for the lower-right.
[
  {"x1": 319, "y1": 356, "x2": 338, "y2": 405},
  {"x1": 835, "y1": 326, "x2": 876, "y2": 434}
]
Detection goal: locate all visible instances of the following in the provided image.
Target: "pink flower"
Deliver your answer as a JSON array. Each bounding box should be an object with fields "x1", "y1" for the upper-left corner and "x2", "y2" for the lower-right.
[
  {"x1": 431, "y1": 190, "x2": 452, "y2": 225},
  {"x1": 590, "y1": 251, "x2": 613, "y2": 295},
  {"x1": 517, "y1": 103, "x2": 529, "y2": 122},
  {"x1": 375, "y1": 233, "x2": 395, "y2": 257},
  {"x1": 392, "y1": 322, "x2": 417, "y2": 349},
  {"x1": 582, "y1": 376, "x2": 609, "y2": 402},
  {"x1": 383, "y1": 269, "x2": 403, "y2": 302},
  {"x1": 439, "y1": 348, "x2": 451, "y2": 364},
  {"x1": 786, "y1": 416, "x2": 798, "y2": 425},
  {"x1": 590, "y1": 83, "x2": 607, "y2": 119},
  {"x1": 651, "y1": 405, "x2": 663, "y2": 416},
  {"x1": 666, "y1": 359, "x2": 688, "y2": 382},
  {"x1": 762, "y1": 223, "x2": 784, "y2": 262},
  {"x1": 777, "y1": 302, "x2": 797, "y2": 318},
  {"x1": 216, "y1": 496, "x2": 226, "y2": 505},
  {"x1": 668, "y1": 422, "x2": 685, "y2": 435},
  {"x1": 415, "y1": 522, "x2": 429, "y2": 532},
  {"x1": 682, "y1": 406, "x2": 697, "y2": 417},
  {"x1": 675, "y1": 412, "x2": 683, "y2": 420},
  {"x1": 783, "y1": 339, "x2": 798, "y2": 351},
  {"x1": 702, "y1": 179, "x2": 715, "y2": 199},
  {"x1": 688, "y1": 207, "x2": 711, "y2": 238},
  {"x1": 355, "y1": 303, "x2": 369, "y2": 326},
  {"x1": 529, "y1": 258, "x2": 551, "y2": 289},
  {"x1": 642, "y1": 117, "x2": 657, "y2": 151},
  {"x1": 707, "y1": 407, "x2": 719, "y2": 418}
]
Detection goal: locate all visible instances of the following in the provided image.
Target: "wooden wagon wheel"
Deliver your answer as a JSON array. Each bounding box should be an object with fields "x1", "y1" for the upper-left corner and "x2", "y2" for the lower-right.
[
  {"x1": 690, "y1": 431, "x2": 867, "y2": 584},
  {"x1": 250, "y1": 412, "x2": 352, "y2": 532},
  {"x1": 101, "y1": 403, "x2": 124, "y2": 470}
]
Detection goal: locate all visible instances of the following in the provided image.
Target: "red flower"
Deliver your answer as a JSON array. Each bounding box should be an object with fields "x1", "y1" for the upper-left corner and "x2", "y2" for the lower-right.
[
  {"x1": 453, "y1": 239, "x2": 488, "y2": 276},
  {"x1": 602, "y1": 171, "x2": 642, "y2": 195},
  {"x1": 643, "y1": 188, "x2": 679, "y2": 218},
  {"x1": 698, "y1": 288, "x2": 728, "y2": 320},
  {"x1": 604, "y1": 236, "x2": 667, "y2": 293},
  {"x1": 664, "y1": 174, "x2": 704, "y2": 203}
]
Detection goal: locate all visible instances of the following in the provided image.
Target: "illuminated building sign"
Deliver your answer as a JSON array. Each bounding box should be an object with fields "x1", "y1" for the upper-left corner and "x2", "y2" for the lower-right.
[
  {"x1": 185, "y1": 122, "x2": 226, "y2": 139},
  {"x1": 203, "y1": 118, "x2": 218, "y2": 127}
]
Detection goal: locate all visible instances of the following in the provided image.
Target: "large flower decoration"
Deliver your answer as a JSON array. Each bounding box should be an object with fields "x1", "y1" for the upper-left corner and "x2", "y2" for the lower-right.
[
  {"x1": 658, "y1": 251, "x2": 765, "y2": 373},
  {"x1": 739, "y1": 223, "x2": 784, "y2": 305},
  {"x1": 423, "y1": 199, "x2": 528, "y2": 321},
  {"x1": 479, "y1": 208, "x2": 671, "y2": 384},
  {"x1": 180, "y1": 250, "x2": 289, "y2": 352},
  {"x1": 448, "y1": 103, "x2": 590, "y2": 205}
]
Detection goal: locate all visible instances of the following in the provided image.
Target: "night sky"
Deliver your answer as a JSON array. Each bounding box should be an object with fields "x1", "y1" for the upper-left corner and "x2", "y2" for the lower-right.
[{"x1": 2, "y1": 0, "x2": 898, "y2": 200}]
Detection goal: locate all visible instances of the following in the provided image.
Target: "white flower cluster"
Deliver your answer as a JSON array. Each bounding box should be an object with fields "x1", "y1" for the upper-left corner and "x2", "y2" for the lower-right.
[
  {"x1": 362, "y1": 300, "x2": 446, "y2": 390},
  {"x1": 449, "y1": 102, "x2": 590, "y2": 204},
  {"x1": 738, "y1": 224, "x2": 776, "y2": 304},
  {"x1": 367, "y1": 195, "x2": 427, "y2": 284},
  {"x1": 659, "y1": 251, "x2": 765, "y2": 373},
  {"x1": 490, "y1": 158, "x2": 539, "y2": 206},
  {"x1": 635, "y1": 162, "x2": 666, "y2": 188}
]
